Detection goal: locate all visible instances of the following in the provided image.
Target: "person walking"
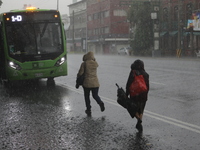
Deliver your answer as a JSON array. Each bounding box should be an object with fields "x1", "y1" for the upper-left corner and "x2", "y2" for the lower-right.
[
  {"x1": 126, "y1": 59, "x2": 149, "y2": 132},
  {"x1": 76, "y1": 51, "x2": 105, "y2": 116}
]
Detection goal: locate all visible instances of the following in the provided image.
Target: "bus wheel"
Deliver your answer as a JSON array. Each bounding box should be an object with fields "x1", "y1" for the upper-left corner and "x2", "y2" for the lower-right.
[{"x1": 47, "y1": 78, "x2": 55, "y2": 87}]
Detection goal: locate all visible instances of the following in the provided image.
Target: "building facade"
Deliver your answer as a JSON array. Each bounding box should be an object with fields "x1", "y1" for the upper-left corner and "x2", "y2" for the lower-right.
[
  {"x1": 68, "y1": 0, "x2": 87, "y2": 52},
  {"x1": 87, "y1": 0, "x2": 130, "y2": 54},
  {"x1": 67, "y1": 0, "x2": 200, "y2": 56},
  {"x1": 160, "y1": 0, "x2": 200, "y2": 56},
  {"x1": 68, "y1": 0, "x2": 130, "y2": 54}
]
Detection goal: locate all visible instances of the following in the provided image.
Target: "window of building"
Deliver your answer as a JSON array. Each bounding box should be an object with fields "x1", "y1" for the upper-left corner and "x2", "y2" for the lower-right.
[
  {"x1": 113, "y1": 9, "x2": 127, "y2": 17},
  {"x1": 88, "y1": 29, "x2": 93, "y2": 36},
  {"x1": 101, "y1": 27, "x2": 109, "y2": 34},
  {"x1": 81, "y1": 15, "x2": 86, "y2": 23},
  {"x1": 102, "y1": 10, "x2": 109, "y2": 18},
  {"x1": 94, "y1": 28, "x2": 99, "y2": 35},
  {"x1": 88, "y1": 15, "x2": 92, "y2": 21},
  {"x1": 93, "y1": 13, "x2": 100, "y2": 20}
]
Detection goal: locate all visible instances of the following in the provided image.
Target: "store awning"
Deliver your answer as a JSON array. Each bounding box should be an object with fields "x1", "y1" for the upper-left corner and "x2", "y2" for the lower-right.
[
  {"x1": 169, "y1": 31, "x2": 178, "y2": 36},
  {"x1": 193, "y1": 32, "x2": 200, "y2": 35},
  {"x1": 160, "y1": 31, "x2": 168, "y2": 37}
]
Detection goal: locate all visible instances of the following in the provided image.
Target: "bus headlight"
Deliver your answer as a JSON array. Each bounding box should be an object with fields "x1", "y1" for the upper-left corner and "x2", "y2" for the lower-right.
[
  {"x1": 55, "y1": 57, "x2": 65, "y2": 66},
  {"x1": 9, "y1": 61, "x2": 21, "y2": 70}
]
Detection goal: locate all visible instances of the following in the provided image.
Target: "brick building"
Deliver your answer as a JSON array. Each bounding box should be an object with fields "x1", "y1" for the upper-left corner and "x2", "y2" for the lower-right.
[
  {"x1": 68, "y1": 0, "x2": 130, "y2": 54},
  {"x1": 87, "y1": 0, "x2": 130, "y2": 54}
]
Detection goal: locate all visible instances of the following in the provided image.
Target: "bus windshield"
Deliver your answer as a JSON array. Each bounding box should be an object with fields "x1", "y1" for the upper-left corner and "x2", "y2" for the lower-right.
[{"x1": 6, "y1": 22, "x2": 63, "y2": 62}]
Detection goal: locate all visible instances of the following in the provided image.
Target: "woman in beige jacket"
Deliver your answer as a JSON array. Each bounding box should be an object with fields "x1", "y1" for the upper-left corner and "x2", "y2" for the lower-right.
[{"x1": 77, "y1": 51, "x2": 105, "y2": 116}]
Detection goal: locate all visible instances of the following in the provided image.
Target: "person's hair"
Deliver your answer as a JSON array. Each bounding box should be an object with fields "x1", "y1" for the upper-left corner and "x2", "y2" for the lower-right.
[{"x1": 131, "y1": 59, "x2": 145, "y2": 71}]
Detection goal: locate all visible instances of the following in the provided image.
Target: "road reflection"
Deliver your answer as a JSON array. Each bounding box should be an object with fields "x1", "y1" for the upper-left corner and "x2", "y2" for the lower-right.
[
  {"x1": 0, "y1": 80, "x2": 155, "y2": 149},
  {"x1": 2, "y1": 80, "x2": 70, "y2": 105}
]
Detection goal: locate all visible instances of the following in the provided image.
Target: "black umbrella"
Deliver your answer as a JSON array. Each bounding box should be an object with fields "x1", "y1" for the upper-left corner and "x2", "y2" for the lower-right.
[{"x1": 116, "y1": 83, "x2": 137, "y2": 118}]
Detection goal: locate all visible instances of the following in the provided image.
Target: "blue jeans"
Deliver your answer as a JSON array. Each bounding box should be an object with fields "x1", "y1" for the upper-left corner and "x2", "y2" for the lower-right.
[{"x1": 83, "y1": 87, "x2": 103, "y2": 110}]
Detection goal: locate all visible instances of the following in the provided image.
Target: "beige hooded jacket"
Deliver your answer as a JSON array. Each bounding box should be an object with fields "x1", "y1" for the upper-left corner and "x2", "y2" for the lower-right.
[{"x1": 77, "y1": 51, "x2": 100, "y2": 88}]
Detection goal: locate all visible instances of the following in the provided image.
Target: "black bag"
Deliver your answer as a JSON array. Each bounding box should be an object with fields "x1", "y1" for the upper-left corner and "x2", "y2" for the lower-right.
[
  {"x1": 116, "y1": 83, "x2": 128, "y2": 108},
  {"x1": 76, "y1": 73, "x2": 85, "y2": 86},
  {"x1": 76, "y1": 62, "x2": 86, "y2": 87},
  {"x1": 116, "y1": 83, "x2": 137, "y2": 118}
]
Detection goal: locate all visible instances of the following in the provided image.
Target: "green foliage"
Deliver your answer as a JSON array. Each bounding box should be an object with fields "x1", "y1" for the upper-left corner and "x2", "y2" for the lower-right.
[
  {"x1": 0, "y1": 0, "x2": 2, "y2": 7},
  {"x1": 128, "y1": 2, "x2": 153, "y2": 56}
]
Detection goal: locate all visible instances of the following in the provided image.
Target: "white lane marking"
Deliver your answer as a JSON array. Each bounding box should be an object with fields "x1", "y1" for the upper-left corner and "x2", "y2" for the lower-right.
[
  {"x1": 145, "y1": 110, "x2": 200, "y2": 132},
  {"x1": 59, "y1": 84, "x2": 200, "y2": 134},
  {"x1": 149, "y1": 94, "x2": 186, "y2": 103},
  {"x1": 150, "y1": 81, "x2": 166, "y2": 85},
  {"x1": 144, "y1": 113, "x2": 200, "y2": 134}
]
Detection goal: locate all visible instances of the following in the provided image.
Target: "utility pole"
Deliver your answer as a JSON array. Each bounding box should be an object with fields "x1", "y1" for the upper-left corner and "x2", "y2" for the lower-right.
[
  {"x1": 177, "y1": 0, "x2": 183, "y2": 58},
  {"x1": 168, "y1": 0, "x2": 172, "y2": 55},
  {"x1": 150, "y1": 0, "x2": 160, "y2": 57},
  {"x1": 0, "y1": 0, "x2": 2, "y2": 7},
  {"x1": 72, "y1": 10, "x2": 76, "y2": 51},
  {"x1": 57, "y1": 0, "x2": 59, "y2": 10}
]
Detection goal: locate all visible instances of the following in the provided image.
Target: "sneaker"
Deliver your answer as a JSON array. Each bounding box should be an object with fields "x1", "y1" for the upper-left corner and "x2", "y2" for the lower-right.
[
  {"x1": 85, "y1": 110, "x2": 91, "y2": 116},
  {"x1": 99, "y1": 102, "x2": 105, "y2": 112}
]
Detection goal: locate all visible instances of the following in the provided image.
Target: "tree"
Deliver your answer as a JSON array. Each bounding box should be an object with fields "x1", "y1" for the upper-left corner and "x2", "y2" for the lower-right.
[
  {"x1": 128, "y1": 2, "x2": 153, "y2": 56},
  {"x1": 0, "y1": 0, "x2": 2, "y2": 7}
]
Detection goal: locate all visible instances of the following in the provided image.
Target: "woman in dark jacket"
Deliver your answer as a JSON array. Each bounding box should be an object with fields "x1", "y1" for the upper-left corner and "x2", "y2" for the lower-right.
[{"x1": 126, "y1": 59, "x2": 149, "y2": 132}]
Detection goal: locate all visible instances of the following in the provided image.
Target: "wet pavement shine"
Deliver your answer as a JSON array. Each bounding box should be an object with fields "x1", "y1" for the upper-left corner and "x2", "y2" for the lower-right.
[
  {"x1": 1, "y1": 54, "x2": 200, "y2": 150},
  {"x1": 0, "y1": 81, "x2": 161, "y2": 150}
]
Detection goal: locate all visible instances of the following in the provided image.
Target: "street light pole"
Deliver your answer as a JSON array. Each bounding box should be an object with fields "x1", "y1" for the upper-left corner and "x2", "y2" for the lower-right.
[
  {"x1": 57, "y1": 0, "x2": 59, "y2": 10},
  {"x1": 150, "y1": 0, "x2": 160, "y2": 57},
  {"x1": 72, "y1": 10, "x2": 76, "y2": 51},
  {"x1": 177, "y1": 0, "x2": 182, "y2": 58}
]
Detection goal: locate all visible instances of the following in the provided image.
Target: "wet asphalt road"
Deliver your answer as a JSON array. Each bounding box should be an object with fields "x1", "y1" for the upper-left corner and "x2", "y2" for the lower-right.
[{"x1": 0, "y1": 54, "x2": 200, "y2": 150}]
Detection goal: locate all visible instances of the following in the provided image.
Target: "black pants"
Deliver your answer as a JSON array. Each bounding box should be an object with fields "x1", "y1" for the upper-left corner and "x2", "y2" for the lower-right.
[{"x1": 83, "y1": 87, "x2": 103, "y2": 110}]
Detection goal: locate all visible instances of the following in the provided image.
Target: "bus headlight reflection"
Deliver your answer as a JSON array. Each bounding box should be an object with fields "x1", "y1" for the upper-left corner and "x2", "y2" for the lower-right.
[
  {"x1": 9, "y1": 61, "x2": 21, "y2": 70},
  {"x1": 55, "y1": 57, "x2": 65, "y2": 66}
]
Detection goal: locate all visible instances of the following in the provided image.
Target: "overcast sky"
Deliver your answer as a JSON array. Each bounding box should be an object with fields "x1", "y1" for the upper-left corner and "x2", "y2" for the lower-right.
[{"x1": 0, "y1": 0, "x2": 73, "y2": 15}]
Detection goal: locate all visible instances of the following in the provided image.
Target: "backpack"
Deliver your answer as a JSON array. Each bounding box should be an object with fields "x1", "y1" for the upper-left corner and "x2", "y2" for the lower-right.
[{"x1": 129, "y1": 71, "x2": 147, "y2": 97}]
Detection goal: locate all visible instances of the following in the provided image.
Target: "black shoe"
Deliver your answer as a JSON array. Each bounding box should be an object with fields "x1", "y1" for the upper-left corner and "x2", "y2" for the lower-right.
[
  {"x1": 85, "y1": 110, "x2": 91, "y2": 116},
  {"x1": 136, "y1": 122, "x2": 143, "y2": 132},
  {"x1": 75, "y1": 83, "x2": 79, "y2": 89},
  {"x1": 99, "y1": 102, "x2": 105, "y2": 112}
]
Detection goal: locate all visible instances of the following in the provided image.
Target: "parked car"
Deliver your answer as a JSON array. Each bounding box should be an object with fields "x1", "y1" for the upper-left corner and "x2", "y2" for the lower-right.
[{"x1": 118, "y1": 47, "x2": 129, "y2": 55}]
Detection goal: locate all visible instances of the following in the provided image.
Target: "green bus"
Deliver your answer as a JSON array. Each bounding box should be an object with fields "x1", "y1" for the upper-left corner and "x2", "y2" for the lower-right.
[{"x1": 0, "y1": 7, "x2": 68, "y2": 86}]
